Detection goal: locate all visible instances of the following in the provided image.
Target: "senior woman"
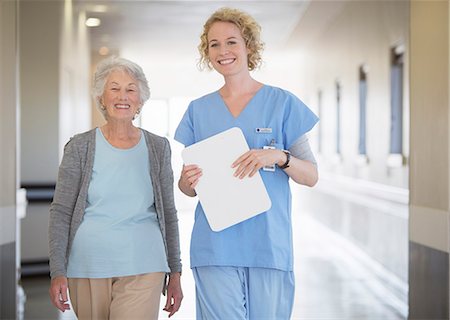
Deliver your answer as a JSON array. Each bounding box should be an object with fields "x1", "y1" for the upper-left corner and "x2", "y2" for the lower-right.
[{"x1": 48, "y1": 56, "x2": 183, "y2": 319}]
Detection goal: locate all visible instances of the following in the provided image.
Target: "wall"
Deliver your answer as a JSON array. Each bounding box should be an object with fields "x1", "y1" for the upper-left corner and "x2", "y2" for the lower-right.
[
  {"x1": 409, "y1": 1, "x2": 450, "y2": 318},
  {"x1": 59, "y1": 2, "x2": 91, "y2": 159},
  {"x1": 291, "y1": 0, "x2": 409, "y2": 187},
  {"x1": 20, "y1": 0, "x2": 61, "y2": 184},
  {"x1": 19, "y1": 0, "x2": 91, "y2": 264},
  {"x1": 0, "y1": 0, "x2": 18, "y2": 317},
  {"x1": 20, "y1": 0, "x2": 91, "y2": 185},
  {"x1": 285, "y1": 1, "x2": 410, "y2": 314}
]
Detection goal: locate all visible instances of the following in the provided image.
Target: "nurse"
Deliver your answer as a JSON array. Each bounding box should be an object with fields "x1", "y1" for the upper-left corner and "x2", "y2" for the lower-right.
[{"x1": 175, "y1": 7, "x2": 318, "y2": 319}]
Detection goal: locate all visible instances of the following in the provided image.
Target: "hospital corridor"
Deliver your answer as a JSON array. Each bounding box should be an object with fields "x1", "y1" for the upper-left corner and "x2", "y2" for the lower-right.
[{"x1": 1, "y1": 0, "x2": 449, "y2": 319}]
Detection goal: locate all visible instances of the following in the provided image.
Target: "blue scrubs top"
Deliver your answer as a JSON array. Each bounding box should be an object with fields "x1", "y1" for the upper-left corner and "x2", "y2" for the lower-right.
[{"x1": 175, "y1": 85, "x2": 318, "y2": 272}]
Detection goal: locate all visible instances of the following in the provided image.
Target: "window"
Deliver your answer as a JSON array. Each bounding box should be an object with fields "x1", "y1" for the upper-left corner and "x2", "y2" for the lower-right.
[
  {"x1": 358, "y1": 65, "x2": 368, "y2": 156},
  {"x1": 140, "y1": 99, "x2": 169, "y2": 137},
  {"x1": 335, "y1": 81, "x2": 342, "y2": 156},
  {"x1": 317, "y1": 89, "x2": 323, "y2": 154},
  {"x1": 388, "y1": 46, "x2": 404, "y2": 166}
]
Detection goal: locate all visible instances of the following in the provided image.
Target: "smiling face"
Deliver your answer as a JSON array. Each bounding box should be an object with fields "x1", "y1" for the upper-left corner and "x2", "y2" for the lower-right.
[
  {"x1": 101, "y1": 70, "x2": 141, "y2": 122},
  {"x1": 207, "y1": 21, "x2": 250, "y2": 77}
]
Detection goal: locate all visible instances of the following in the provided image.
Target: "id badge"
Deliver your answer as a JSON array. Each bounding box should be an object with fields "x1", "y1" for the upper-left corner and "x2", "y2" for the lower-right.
[{"x1": 263, "y1": 145, "x2": 276, "y2": 172}]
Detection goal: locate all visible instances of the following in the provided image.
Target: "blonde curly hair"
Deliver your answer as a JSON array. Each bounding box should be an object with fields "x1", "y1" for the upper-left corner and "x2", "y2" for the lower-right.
[{"x1": 198, "y1": 7, "x2": 265, "y2": 71}]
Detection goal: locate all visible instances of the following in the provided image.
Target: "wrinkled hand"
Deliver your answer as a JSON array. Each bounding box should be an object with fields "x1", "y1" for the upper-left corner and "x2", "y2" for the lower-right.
[
  {"x1": 163, "y1": 273, "x2": 183, "y2": 317},
  {"x1": 180, "y1": 164, "x2": 202, "y2": 190},
  {"x1": 49, "y1": 276, "x2": 70, "y2": 312},
  {"x1": 231, "y1": 149, "x2": 285, "y2": 178}
]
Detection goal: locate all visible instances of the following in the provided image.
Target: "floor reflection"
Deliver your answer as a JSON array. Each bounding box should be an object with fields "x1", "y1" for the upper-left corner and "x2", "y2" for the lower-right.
[{"x1": 21, "y1": 209, "x2": 405, "y2": 320}]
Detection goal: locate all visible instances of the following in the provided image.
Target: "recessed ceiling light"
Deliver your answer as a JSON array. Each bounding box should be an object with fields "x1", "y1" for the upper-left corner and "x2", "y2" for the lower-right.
[
  {"x1": 85, "y1": 18, "x2": 101, "y2": 27},
  {"x1": 99, "y1": 46, "x2": 109, "y2": 56}
]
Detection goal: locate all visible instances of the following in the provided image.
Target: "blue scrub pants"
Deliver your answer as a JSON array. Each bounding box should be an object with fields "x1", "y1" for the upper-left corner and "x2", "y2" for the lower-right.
[{"x1": 192, "y1": 266, "x2": 295, "y2": 320}]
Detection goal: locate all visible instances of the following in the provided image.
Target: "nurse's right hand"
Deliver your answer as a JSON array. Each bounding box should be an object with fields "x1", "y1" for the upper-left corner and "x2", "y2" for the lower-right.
[
  {"x1": 49, "y1": 276, "x2": 70, "y2": 312},
  {"x1": 179, "y1": 164, "x2": 202, "y2": 197}
]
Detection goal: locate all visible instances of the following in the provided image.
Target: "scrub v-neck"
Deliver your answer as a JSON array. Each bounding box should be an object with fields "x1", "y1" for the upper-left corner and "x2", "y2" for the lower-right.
[{"x1": 217, "y1": 84, "x2": 266, "y2": 120}]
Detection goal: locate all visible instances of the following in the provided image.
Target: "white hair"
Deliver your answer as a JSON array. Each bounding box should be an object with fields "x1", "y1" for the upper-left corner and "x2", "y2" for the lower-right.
[{"x1": 92, "y1": 56, "x2": 150, "y2": 119}]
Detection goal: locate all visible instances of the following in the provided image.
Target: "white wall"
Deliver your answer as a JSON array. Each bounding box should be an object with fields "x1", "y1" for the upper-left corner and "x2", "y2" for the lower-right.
[
  {"x1": 291, "y1": 0, "x2": 409, "y2": 188},
  {"x1": 59, "y1": 3, "x2": 91, "y2": 161},
  {"x1": 0, "y1": 0, "x2": 19, "y2": 317},
  {"x1": 282, "y1": 1, "x2": 410, "y2": 310},
  {"x1": 408, "y1": 1, "x2": 450, "y2": 317},
  {"x1": 20, "y1": 0, "x2": 91, "y2": 184},
  {"x1": 19, "y1": 0, "x2": 91, "y2": 263},
  {"x1": 20, "y1": 1, "x2": 61, "y2": 184}
]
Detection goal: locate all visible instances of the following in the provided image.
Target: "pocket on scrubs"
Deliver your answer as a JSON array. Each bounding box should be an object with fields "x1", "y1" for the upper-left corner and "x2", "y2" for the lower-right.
[{"x1": 253, "y1": 134, "x2": 284, "y2": 150}]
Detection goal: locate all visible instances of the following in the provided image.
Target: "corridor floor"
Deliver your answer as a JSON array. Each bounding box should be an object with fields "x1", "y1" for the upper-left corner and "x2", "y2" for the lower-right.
[{"x1": 21, "y1": 208, "x2": 405, "y2": 320}]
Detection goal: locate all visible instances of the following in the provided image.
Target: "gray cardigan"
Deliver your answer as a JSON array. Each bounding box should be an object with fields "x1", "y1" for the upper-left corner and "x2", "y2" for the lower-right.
[{"x1": 48, "y1": 128, "x2": 182, "y2": 279}]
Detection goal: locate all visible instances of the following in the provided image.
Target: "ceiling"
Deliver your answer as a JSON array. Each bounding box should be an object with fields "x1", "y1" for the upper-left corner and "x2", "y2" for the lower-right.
[{"x1": 74, "y1": 1, "x2": 311, "y2": 58}]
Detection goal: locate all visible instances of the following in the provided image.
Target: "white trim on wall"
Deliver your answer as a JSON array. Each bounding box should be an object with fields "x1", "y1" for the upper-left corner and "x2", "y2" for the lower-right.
[
  {"x1": 410, "y1": 205, "x2": 450, "y2": 253},
  {"x1": 314, "y1": 171, "x2": 409, "y2": 219}
]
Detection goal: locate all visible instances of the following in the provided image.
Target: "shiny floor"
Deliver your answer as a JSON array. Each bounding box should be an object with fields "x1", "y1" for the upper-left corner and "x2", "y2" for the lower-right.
[{"x1": 20, "y1": 207, "x2": 406, "y2": 320}]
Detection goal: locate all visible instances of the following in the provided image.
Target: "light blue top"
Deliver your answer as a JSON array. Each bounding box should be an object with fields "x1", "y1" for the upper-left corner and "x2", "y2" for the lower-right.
[
  {"x1": 174, "y1": 85, "x2": 319, "y2": 271},
  {"x1": 67, "y1": 128, "x2": 169, "y2": 278}
]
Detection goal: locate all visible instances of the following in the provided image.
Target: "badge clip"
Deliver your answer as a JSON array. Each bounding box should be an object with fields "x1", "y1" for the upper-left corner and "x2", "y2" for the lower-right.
[{"x1": 262, "y1": 141, "x2": 276, "y2": 172}]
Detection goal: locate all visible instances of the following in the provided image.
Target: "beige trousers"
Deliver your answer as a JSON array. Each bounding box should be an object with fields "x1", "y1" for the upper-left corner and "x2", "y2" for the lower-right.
[{"x1": 68, "y1": 272, "x2": 165, "y2": 320}]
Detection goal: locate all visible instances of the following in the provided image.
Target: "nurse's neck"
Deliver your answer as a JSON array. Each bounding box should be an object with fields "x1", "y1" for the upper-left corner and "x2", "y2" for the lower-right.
[{"x1": 221, "y1": 77, "x2": 262, "y2": 98}]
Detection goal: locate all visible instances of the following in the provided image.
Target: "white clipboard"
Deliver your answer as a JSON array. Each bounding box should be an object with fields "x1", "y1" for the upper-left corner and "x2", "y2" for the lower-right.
[{"x1": 181, "y1": 127, "x2": 272, "y2": 232}]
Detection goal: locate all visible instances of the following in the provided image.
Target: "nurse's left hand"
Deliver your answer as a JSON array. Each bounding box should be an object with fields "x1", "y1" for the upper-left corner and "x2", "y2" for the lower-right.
[{"x1": 231, "y1": 149, "x2": 286, "y2": 178}]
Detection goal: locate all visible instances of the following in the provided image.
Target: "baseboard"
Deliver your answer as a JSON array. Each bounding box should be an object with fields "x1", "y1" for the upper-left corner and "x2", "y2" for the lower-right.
[{"x1": 21, "y1": 260, "x2": 50, "y2": 277}]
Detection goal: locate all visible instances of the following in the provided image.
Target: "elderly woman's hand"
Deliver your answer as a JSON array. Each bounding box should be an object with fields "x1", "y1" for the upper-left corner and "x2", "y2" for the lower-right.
[
  {"x1": 163, "y1": 272, "x2": 183, "y2": 317},
  {"x1": 49, "y1": 276, "x2": 71, "y2": 312}
]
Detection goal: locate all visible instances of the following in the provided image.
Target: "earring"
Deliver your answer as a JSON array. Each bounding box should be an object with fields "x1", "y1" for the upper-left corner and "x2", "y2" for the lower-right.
[{"x1": 133, "y1": 108, "x2": 141, "y2": 120}]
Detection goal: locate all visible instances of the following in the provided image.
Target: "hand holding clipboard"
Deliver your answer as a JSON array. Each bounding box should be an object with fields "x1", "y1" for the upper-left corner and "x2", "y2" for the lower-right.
[{"x1": 181, "y1": 127, "x2": 272, "y2": 232}]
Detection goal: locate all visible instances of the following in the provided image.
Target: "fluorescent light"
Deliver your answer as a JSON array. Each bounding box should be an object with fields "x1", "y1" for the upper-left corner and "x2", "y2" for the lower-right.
[{"x1": 85, "y1": 18, "x2": 101, "y2": 27}]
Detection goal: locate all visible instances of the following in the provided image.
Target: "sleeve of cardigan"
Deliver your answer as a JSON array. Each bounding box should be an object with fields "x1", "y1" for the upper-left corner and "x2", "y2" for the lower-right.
[
  {"x1": 159, "y1": 138, "x2": 182, "y2": 273},
  {"x1": 48, "y1": 138, "x2": 82, "y2": 279}
]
